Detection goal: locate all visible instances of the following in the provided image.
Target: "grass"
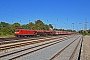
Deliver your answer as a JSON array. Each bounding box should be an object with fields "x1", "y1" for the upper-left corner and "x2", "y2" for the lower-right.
[{"x1": 0, "y1": 35, "x2": 14, "y2": 38}]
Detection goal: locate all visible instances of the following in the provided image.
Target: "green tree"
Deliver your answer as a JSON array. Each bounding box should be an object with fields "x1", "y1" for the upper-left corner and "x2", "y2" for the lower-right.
[
  {"x1": 21, "y1": 24, "x2": 28, "y2": 29},
  {"x1": 44, "y1": 24, "x2": 49, "y2": 30},
  {"x1": 10, "y1": 22, "x2": 21, "y2": 35},
  {"x1": 0, "y1": 22, "x2": 9, "y2": 28},
  {"x1": 88, "y1": 29, "x2": 90, "y2": 34},
  {"x1": 0, "y1": 22, "x2": 11, "y2": 36},
  {"x1": 27, "y1": 22, "x2": 35, "y2": 30},
  {"x1": 49, "y1": 24, "x2": 53, "y2": 29},
  {"x1": 12, "y1": 22, "x2": 21, "y2": 29},
  {"x1": 35, "y1": 20, "x2": 45, "y2": 30}
]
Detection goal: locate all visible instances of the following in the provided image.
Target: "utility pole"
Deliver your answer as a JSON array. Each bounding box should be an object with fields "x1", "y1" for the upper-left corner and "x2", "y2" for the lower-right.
[
  {"x1": 79, "y1": 22, "x2": 82, "y2": 30},
  {"x1": 72, "y1": 23, "x2": 74, "y2": 31},
  {"x1": 29, "y1": 20, "x2": 30, "y2": 23},
  {"x1": 66, "y1": 17, "x2": 68, "y2": 30},
  {"x1": 29, "y1": 17, "x2": 30, "y2": 23},
  {"x1": 84, "y1": 18, "x2": 89, "y2": 31},
  {"x1": 56, "y1": 19, "x2": 58, "y2": 29}
]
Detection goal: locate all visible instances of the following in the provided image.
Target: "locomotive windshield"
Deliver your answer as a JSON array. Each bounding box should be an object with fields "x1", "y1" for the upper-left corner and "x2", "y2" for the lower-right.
[{"x1": 15, "y1": 30, "x2": 19, "y2": 32}]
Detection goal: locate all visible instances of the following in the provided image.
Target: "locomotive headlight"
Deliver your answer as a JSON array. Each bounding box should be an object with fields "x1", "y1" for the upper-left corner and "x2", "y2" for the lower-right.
[{"x1": 15, "y1": 32, "x2": 19, "y2": 34}]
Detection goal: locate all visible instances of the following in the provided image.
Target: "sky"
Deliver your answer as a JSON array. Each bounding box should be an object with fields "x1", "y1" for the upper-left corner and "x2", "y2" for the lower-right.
[{"x1": 0, "y1": 0, "x2": 90, "y2": 31}]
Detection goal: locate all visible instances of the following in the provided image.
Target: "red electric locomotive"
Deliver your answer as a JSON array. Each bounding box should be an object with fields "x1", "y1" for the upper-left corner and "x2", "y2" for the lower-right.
[{"x1": 14, "y1": 29, "x2": 35, "y2": 37}]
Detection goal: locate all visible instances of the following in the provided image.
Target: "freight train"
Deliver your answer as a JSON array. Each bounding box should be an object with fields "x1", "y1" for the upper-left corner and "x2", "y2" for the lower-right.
[{"x1": 14, "y1": 29, "x2": 75, "y2": 37}]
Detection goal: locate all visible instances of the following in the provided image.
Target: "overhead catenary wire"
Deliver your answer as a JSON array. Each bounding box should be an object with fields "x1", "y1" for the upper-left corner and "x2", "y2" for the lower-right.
[
  {"x1": 26, "y1": 0, "x2": 62, "y2": 28},
  {"x1": 0, "y1": 0, "x2": 62, "y2": 29},
  {"x1": 0, "y1": 0, "x2": 58, "y2": 23},
  {"x1": 0, "y1": 12, "x2": 23, "y2": 23}
]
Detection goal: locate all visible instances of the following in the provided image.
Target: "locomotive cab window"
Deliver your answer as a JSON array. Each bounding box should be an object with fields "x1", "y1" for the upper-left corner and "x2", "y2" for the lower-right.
[{"x1": 15, "y1": 30, "x2": 19, "y2": 32}]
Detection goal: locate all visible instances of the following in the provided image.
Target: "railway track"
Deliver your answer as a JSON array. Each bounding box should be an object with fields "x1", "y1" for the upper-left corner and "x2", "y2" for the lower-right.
[
  {"x1": 0, "y1": 35, "x2": 74, "y2": 53},
  {"x1": 0, "y1": 34, "x2": 81, "y2": 60},
  {"x1": 50, "y1": 35, "x2": 82, "y2": 60},
  {"x1": 0, "y1": 35, "x2": 72, "y2": 60},
  {"x1": 0, "y1": 36, "x2": 55, "y2": 44},
  {"x1": 10, "y1": 35, "x2": 82, "y2": 60},
  {"x1": 0, "y1": 35, "x2": 70, "y2": 45}
]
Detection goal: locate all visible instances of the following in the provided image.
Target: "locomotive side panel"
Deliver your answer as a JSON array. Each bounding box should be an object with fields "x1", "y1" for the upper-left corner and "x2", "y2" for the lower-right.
[{"x1": 14, "y1": 29, "x2": 35, "y2": 37}]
